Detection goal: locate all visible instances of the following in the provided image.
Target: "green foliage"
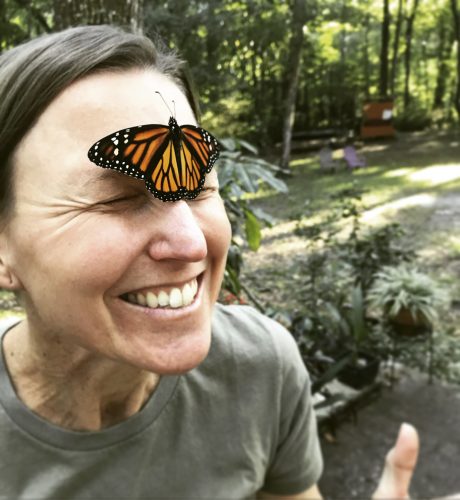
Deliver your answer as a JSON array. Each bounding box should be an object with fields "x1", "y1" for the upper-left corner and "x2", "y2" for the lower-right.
[
  {"x1": 394, "y1": 102, "x2": 433, "y2": 131},
  {"x1": 3, "y1": 0, "x2": 459, "y2": 141},
  {"x1": 330, "y1": 186, "x2": 416, "y2": 292},
  {"x1": 368, "y1": 265, "x2": 449, "y2": 325},
  {"x1": 290, "y1": 183, "x2": 422, "y2": 390},
  {"x1": 217, "y1": 137, "x2": 287, "y2": 296},
  {"x1": 244, "y1": 209, "x2": 261, "y2": 251}
]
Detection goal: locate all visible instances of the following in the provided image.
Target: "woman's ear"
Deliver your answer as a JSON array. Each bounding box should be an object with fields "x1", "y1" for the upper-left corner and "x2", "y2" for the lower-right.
[{"x1": 0, "y1": 236, "x2": 22, "y2": 290}]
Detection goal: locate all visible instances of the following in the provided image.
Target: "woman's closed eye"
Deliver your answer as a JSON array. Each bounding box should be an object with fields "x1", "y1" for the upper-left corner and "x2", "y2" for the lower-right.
[{"x1": 97, "y1": 192, "x2": 148, "y2": 211}]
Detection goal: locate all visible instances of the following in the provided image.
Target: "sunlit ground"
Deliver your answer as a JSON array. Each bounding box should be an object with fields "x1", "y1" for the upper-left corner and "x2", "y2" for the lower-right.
[{"x1": 408, "y1": 165, "x2": 460, "y2": 185}]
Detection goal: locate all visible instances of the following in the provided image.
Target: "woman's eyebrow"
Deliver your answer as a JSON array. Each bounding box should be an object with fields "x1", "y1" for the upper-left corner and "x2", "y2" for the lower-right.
[
  {"x1": 83, "y1": 170, "x2": 119, "y2": 187},
  {"x1": 80, "y1": 169, "x2": 134, "y2": 193}
]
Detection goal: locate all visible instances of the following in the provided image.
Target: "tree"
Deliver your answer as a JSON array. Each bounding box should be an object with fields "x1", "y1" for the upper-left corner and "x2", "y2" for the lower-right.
[
  {"x1": 403, "y1": 0, "x2": 420, "y2": 110},
  {"x1": 452, "y1": 0, "x2": 460, "y2": 118},
  {"x1": 14, "y1": 0, "x2": 51, "y2": 32},
  {"x1": 6, "y1": 0, "x2": 450, "y2": 140},
  {"x1": 280, "y1": 0, "x2": 308, "y2": 172},
  {"x1": 53, "y1": 0, "x2": 144, "y2": 33},
  {"x1": 433, "y1": 3, "x2": 454, "y2": 111},
  {"x1": 390, "y1": 0, "x2": 403, "y2": 97},
  {"x1": 378, "y1": 0, "x2": 390, "y2": 97}
]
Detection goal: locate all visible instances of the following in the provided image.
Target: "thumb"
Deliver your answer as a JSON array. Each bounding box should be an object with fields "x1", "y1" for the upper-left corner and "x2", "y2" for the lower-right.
[{"x1": 373, "y1": 423, "x2": 420, "y2": 499}]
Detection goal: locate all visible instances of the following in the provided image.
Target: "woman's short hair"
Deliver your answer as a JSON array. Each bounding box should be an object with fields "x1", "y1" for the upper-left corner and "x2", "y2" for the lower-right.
[{"x1": 0, "y1": 25, "x2": 197, "y2": 220}]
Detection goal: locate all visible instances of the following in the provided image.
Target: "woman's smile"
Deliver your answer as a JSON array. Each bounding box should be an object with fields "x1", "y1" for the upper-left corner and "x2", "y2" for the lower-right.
[
  {"x1": 121, "y1": 273, "x2": 201, "y2": 309},
  {"x1": 116, "y1": 272, "x2": 205, "y2": 320}
]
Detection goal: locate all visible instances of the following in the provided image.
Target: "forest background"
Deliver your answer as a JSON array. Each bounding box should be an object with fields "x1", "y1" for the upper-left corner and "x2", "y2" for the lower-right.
[{"x1": 1, "y1": 0, "x2": 460, "y2": 163}]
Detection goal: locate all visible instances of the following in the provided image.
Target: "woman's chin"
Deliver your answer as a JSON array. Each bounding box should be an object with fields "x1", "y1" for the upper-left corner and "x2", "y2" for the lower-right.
[{"x1": 127, "y1": 329, "x2": 213, "y2": 375}]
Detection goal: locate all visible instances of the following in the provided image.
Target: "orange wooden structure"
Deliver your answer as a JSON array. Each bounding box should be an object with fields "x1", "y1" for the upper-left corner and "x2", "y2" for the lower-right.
[{"x1": 360, "y1": 100, "x2": 395, "y2": 139}]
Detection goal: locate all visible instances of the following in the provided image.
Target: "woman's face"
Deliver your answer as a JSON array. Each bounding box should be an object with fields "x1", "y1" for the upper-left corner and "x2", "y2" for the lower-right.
[{"x1": 3, "y1": 69, "x2": 231, "y2": 374}]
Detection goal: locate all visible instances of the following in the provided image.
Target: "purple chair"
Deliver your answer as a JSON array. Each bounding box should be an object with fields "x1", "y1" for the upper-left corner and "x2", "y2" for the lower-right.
[{"x1": 343, "y1": 146, "x2": 366, "y2": 170}]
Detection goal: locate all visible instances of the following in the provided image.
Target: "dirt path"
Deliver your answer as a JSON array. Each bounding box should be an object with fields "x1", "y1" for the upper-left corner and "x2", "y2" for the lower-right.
[{"x1": 318, "y1": 371, "x2": 460, "y2": 499}]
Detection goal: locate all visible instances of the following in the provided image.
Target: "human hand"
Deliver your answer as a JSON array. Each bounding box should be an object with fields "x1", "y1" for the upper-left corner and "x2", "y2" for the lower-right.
[{"x1": 372, "y1": 423, "x2": 419, "y2": 499}]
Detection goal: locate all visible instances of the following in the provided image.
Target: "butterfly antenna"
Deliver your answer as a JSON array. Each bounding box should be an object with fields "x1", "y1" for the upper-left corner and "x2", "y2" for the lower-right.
[
  {"x1": 172, "y1": 100, "x2": 176, "y2": 118},
  {"x1": 155, "y1": 91, "x2": 174, "y2": 117}
]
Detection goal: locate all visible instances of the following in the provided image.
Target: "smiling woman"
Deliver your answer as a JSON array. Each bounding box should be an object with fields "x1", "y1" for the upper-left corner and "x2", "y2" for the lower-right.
[
  {"x1": 0, "y1": 25, "x2": 325, "y2": 499},
  {"x1": 0, "y1": 25, "x2": 420, "y2": 500}
]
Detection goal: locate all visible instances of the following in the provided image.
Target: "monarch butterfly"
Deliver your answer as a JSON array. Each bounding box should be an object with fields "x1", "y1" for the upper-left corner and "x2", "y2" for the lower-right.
[{"x1": 87, "y1": 116, "x2": 220, "y2": 202}]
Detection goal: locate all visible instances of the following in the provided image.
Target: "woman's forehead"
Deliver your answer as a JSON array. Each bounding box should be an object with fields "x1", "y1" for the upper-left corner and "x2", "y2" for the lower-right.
[
  {"x1": 53, "y1": 68, "x2": 197, "y2": 137},
  {"x1": 15, "y1": 68, "x2": 197, "y2": 163},
  {"x1": 12, "y1": 69, "x2": 199, "y2": 199}
]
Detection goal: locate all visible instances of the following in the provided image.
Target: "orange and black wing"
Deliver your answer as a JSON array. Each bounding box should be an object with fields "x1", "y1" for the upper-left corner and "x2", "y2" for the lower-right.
[
  {"x1": 180, "y1": 125, "x2": 220, "y2": 175},
  {"x1": 87, "y1": 124, "x2": 171, "y2": 183},
  {"x1": 144, "y1": 124, "x2": 220, "y2": 201}
]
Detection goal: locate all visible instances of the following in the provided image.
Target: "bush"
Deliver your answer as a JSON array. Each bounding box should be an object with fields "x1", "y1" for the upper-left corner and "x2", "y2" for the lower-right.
[{"x1": 394, "y1": 101, "x2": 432, "y2": 132}]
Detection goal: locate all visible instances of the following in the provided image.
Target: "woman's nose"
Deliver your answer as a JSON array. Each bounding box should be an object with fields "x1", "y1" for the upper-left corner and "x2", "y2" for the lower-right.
[{"x1": 146, "y1": 201, "x2": 208, "y2": 262}]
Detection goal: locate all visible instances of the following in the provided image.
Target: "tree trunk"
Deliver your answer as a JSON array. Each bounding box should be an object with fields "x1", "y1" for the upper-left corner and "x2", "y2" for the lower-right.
[
  {"x1": 336, "y1": 0, "x2": 347, "y2": 128},
  {"x1": 379, "y1": 0, "x2": 391, "y2": 97},
  {"x1": 403, "y1": 0, "x2": 420, "y2": 110},
  {"x1": 280, "y1": 0, "x2": 308, "y2": 173},
  {"x1": 390, "y1": 0, "x2": 403, "y2": 96},
  {"x1": 53, "y1": 0, "x2": 144, "y2": 33},
  {"x1": 433, "y1": 7, "x2": 453, "y2": 110},
  {"x1": 363, "y1": 13, "x2": 371, "y2": 98},
  {"x1": 452, "y1": 0, "x2": 460, "y2": 118}
]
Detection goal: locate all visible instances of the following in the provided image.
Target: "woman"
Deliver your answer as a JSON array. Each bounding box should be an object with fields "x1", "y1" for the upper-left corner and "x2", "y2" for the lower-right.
[{"x1": 0, "y1": 25, "x2": 417, "y2": 499}]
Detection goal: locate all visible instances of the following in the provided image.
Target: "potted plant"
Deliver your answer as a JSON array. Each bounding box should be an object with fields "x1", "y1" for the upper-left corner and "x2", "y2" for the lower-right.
[
  {"x1": 368, "y1": 265, "x2": 448, "y2": 337},
  {"x1": 323, "y1": 285, "x2": 382, "y2": 390}
]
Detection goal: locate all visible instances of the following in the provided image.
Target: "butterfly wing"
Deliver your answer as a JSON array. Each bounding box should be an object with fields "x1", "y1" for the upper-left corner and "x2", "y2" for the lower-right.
[
  {"x1": 144, "y1": 123, "x2": 220, "y2": 201},
  {"x1": 180, "y1": 125, "x2": 220, "y2": 174},
  {"x1": 144, "y1": 132, "x2": 190, "y2": 202},
  {"x1": 87, "y1": 124, "x2": 170, "y2": 181}
]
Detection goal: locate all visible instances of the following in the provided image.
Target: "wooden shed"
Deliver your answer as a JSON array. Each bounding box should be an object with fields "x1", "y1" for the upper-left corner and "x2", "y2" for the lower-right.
[{"x1": 360, "y1": 100, "x2": 395, "y2": 139}]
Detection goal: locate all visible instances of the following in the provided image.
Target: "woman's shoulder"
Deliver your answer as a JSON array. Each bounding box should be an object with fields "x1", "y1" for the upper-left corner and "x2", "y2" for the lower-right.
[{"x1": 211, "y1": 303, "x2": 303, "y2": 371}]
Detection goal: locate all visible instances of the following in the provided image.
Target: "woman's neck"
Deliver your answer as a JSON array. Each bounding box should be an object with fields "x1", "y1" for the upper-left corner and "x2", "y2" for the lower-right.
[{"x1": 2, "y1": 320, "x2": 160, "y2": 431}]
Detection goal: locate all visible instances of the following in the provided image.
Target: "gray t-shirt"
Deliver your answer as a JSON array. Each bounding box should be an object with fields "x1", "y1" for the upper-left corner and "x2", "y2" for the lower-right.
[{"x1": 0, "y1": 304, "x2": 323, "y2": 499}]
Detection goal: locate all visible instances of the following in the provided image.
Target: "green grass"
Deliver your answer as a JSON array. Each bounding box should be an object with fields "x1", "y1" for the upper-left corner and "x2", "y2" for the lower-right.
[
  {"x1": 252, "y1": 132, "x2": 460, "y2": 262},
  {"x1": 255, "y1": 158, "x2": 460, "y2": 222}
]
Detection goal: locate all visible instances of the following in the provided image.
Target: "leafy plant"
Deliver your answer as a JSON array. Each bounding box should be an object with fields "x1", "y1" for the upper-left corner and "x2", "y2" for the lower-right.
[
  {"x1": 217, "y1": 137, "x2": 288, "y2": 299},
  {"x1": 329, "y1": 185, "x2": 416, "y2": 292},
  {"x1": 290, "y1": 183, "x2": 418, "y2": 389},
  {"x1": 368, "y1": 265, "x2": 449, "y2": 326}
]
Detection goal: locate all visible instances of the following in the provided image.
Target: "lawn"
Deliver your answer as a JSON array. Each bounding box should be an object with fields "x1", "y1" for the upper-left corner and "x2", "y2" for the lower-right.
[{"x1": 244, "y1": 131, "x2": 460, "y2": 295}]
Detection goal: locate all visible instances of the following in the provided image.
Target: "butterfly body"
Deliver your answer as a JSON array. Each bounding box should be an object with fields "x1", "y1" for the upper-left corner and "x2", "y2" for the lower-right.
[{"x1": 88, "y1": 116, "x2": 219, "y2": 202}]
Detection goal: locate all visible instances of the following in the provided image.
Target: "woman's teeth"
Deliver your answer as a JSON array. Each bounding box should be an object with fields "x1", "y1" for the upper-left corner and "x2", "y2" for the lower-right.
[{"x1": 126, "y1": 279, "x2": 198, "y2": 309}]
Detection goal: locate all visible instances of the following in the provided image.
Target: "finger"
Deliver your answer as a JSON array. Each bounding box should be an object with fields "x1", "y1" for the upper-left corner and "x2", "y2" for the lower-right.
[{"x1": 373, "y1": 423, "x2": 420, "y2": 499}]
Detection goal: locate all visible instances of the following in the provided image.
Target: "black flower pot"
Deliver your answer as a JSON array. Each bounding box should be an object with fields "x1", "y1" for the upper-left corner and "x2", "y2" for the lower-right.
[{"x1": 337, "y1": 352, "x2": 380, "y2": 390}]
